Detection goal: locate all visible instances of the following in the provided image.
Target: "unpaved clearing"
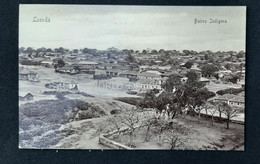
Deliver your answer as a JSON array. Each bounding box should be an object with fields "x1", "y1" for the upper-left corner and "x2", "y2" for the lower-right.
[{"x1": 109, "y1": 115, "x2": 244, "y2": 150}]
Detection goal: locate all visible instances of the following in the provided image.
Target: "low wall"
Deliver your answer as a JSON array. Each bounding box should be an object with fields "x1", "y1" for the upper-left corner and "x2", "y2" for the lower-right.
[
  {"x1": 99, "y1": 135, "x2": 133, "y2": 150},
  {"x1": 99, "y1": 126, "x2": 142, "y2": 150}
]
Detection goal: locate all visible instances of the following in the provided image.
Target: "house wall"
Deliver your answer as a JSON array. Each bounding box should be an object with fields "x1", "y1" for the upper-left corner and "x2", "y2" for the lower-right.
[
  {"x1": 24, "y1": 95, "x2": 33, "y2": 101},
  {"x1": 213, "y1": 99, "x2": 244, "y2": 107},
  {"x1": 229, "y1": 101, "x2": 245, "y2": 107},
  {"x1": 134, "y1": 83, "x2": 161, "y2": 90}
]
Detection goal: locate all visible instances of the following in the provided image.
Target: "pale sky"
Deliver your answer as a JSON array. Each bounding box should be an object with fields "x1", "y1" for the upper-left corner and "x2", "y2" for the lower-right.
[{"x1": 19, "y1": 5, "x2": 246, "y2": 51}]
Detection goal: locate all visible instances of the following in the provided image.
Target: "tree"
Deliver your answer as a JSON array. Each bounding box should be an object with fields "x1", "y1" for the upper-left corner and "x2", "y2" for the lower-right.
[
  {"x1": 36, "y1": 47, "x2": 46, "y2": 53},
  {"x1": 180, "y1": 75, "x2": 215, "y2": 118},
  {"x1": 142, "y1": 50, "x2": 147, "y2": 54},
  {"x1": 184, "y1": 61, "x2": 193, "y2": 69},
  {"x1": 159, "y1": 49, "x2": 165, "y2": 53},
  {"x1": 214, "y1": 73, "x2": 219, "y2": 80},
  {"x1": 214, "y1": 101, "x2": 224, "y2": 122},
  {"x1": 163, "y1": 131, "x2": 181, "y2": 149},
  {"x1": 129, "y1": 49, "x2": 134, "y2": 54},
  {"x1": 155, "y1": 118, "x2": 170, "y2": 144},
  {"x1": 164, "y1": 51, "x2": 171, "y2": 59},
  {"x1": 167, "y1": 100, "x2": 183, "y2": 119},
  {"x1": 141, "y1": 90, "x2": 171, "y2": 118},
  {"x1": 151, "y1": 50, "x2": 158, "y2": 54},
  {"x1": 162, "y1": 74, "x2": 182, "y2": 92},
  {"x1": 119, "y1": 107, "x2": 140, "y2": 147},
  {"x1": 163, "y1": 70, "x2": 214, "y2": 120},
  {"x1": 222, "y1": 103, "x2": 239, "y2": 129},
  {"x1": 25, "y1": 47, "x2": 35, "y2": 54},
  {"x1": 224, "y1": 63, "x2": 231, "y2": 70},
  {"x1": 204, "y1": 54, "x2": 209, "y2": 60},
  {"x1": 201, "y1": 64, "x2": 219, "y2": 77},
  {"x1": 229, "y1": 74, "x2": 239, "y2": 84},
  {"x1": 107, "y1": 116, "x2": 122, "y2": 137},
  {"x1": 125, "y1": 54, "x2": 137, "y2": 63},
  {"x1": 194, "y1": 106, "x2": 204, "y2": 123},
  {"x1": 141, "y1": 91, "x2": 168, "y2": 116},
  {"x1": 182, "y1": 50, "x2": 191, "y2": 56},
  {"x1": 46, "y1": 48, "x2": 53, "y2": 52},
  {"x1": 141, "y1": 112, "x2": 156, "y2": 142},
  {"x1": 236, "y1": 51, "x2": 245, "y2": 58},
  {"x1": 57, "y1": 59, "x2": 65, "y2": 68},
  {"x1": 73, "y1": 49, "x2": 79, "y2": 53},
  {"x1": 82, "y1": 48, "x2": 89, "y2": 54},
  {"x1": 149, "y1": 60, "x2": 156, "y2": 66},
  {"x1": 202, "y1": 102, "x2": 218, "y2": 126},
  {"x1": 19, "y1": 47, "x2": 25, "y2": 54},
  {"x1": 163, "y1": 123, "x2": 187, "y2": 149},
  {"x1": 169, "y1": 58, "x2": 182, "y2": 69},
  {"x1": 107, "y1": 53, "x2": 111, "y2": 59},
  {"x1": 216, "y1": 87, "x2": 244, "y2": 95},
  {"x1": 186, "y1": 70, "x2": 199, "y2": 83},
  {"x1": 56, "y1": 47, "x2": 65, "y2": 54}
]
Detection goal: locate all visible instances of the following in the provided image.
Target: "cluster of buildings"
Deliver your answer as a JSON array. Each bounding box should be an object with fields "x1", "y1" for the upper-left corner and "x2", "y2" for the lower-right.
[
  {"x1": 19, "y1": 71, "x2": 39, "y2": 82},
  {"x1": 19, "y1": 49, "x2": 245, "y2": 95},
  {"x1": 209, "y1": 92, "x2": 245, "y2": 109},
  {"x1": 45, "y1": 81, "x2": 79, "y2": 91},
  {"x1": 19, "y1": 93, "x2": 34, "y2": 101}
]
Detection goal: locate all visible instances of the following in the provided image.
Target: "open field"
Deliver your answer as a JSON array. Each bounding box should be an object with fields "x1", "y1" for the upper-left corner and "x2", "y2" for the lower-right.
[{"x1": 19, "y1": 65, "x2": 138, "y2": 105}]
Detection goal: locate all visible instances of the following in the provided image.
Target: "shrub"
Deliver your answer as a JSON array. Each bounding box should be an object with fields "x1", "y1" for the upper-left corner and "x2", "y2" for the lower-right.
[
  {"x1": 216, "y1": 88, "x2": 244, "y2": 95},
  {"x1": 110, "y1": 109, "x2": 121, "y2": 115},
  {"x1": 114, "y1": 97, "x2": 142, "y2": 106}
]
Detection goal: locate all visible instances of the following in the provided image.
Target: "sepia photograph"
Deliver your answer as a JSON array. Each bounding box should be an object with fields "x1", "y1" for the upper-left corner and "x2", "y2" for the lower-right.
[{"x1": 19, "y1": 5, "x2": 246, "y2": 150}]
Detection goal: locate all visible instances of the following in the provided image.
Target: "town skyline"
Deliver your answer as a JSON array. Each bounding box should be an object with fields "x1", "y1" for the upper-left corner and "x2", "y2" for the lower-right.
[{"x1": 19, "y1": 46, "x2": 246, "y2": 53}]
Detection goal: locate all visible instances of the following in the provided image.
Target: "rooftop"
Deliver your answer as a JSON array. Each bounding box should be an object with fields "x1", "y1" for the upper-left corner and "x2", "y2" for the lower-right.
[
  {"x1": 78, "y1": 61, "x2": 98, "y2": 65},
  {"x1": 214, "y1": 94, "x2": 244, "y2": 103},
  {"x1": 138, "y1": 72, "x2": 161, "y2": 78},
  {"x1": 120, "y1": 70, "x2": 138, "y2": 75},
  {"x1": 137, "y1": 79, "x2": 160, "y2": 85},
  {"x1": 105, "y1": 69, "x2": 122, "y2": 73},
  {"x1": 199, "y1": 77, "x2": 210, "y2": 82}
]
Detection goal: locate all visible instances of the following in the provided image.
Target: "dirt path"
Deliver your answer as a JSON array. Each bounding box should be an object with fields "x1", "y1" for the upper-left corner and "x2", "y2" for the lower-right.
[{"x1": 51, "y1": 99, "x2": 135, "y2": 149}]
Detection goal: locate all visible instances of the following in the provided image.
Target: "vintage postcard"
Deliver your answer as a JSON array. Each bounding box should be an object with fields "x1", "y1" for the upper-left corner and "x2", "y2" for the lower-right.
[{"x1": 19, "y1": 5, "x2": 246, "y2": 150}]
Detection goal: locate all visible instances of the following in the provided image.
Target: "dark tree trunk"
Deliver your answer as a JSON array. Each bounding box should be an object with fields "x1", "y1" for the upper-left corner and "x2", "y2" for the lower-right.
[
  {"x1": 198, "y1": 110, "x2": 201, "y2": 123},
  {"x1": 171, "y1": 110, "x2": 177, "y2": 119},
  {"x1": 226, "y1": 117, "x2": 230, "y2": 129},
  {"x1": 145, "y1": 124, "x2": 151, "y2": 141},
  {"x1": 219, "y1": 110, "x2": 222, "y2": 122},
  {"x1": 129, "y1": 128, "x2": 135, "y2": 147},
  {"x1": 211, "y1": 115, "x2": 214, "y2": 126},
  {"x1": 158, "y1": 127, "x2": 163, "y2": 144}
]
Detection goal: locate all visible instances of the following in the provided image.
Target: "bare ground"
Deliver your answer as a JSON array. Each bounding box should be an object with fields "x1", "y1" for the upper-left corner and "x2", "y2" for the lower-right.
[{"x1": 108, "y1": 115, "x2": 244, "y2": 150}]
